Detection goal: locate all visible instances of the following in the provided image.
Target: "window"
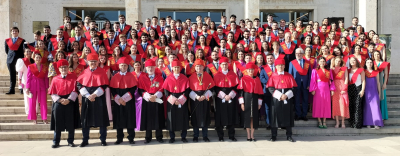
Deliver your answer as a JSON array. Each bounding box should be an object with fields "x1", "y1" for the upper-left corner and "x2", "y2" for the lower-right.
[
  {"x1": 66, "y1": 9, "x2": 125, "y2": 30},
  {"x1": 159, "y1": 10, "x2": 224, "y2": 24},
  {"x1": 260, "y1": 10, "x2": 313, "y2": 25}
]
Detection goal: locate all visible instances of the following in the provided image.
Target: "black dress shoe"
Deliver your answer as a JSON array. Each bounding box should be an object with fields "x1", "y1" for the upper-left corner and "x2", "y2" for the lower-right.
[
  {"x1": 287, "y1": 136, "x2": 295, "y2": 142},
  {"x1": 181, "y1": 138, "x2": 188, "y2": 143},
  {"x1": 193, "y1": 137, "x2": 198, "y2": 142},
  {"x1": 294, "y1": 116, "x2": 300, "y2": 121},
  {"x1": 5, "y1": 91, "x2": 15, "y2": 95},
  {"x1": 51, "y1": 143, "x2": 59, "y2": 148},
  {"x1": 79, "y1": 142, "x2": 88, "y2": 147},
  {"x1": 247, "y1": 138, "x2": 251, "y2": 142},
  {"x1": 266, "y1": 125, "x2": 271, "y2": 130},
  {"x1": 203, "y1": 137, "x2": 210, "y2": 142},
  {"x1": 114, "y1": 140, "x2": 123, "y2": 145},
  {"x1": 229, "y1": 137, "x2": 237, "y2": 141},
  {"x1": 252, "y1": 138, "x2": 257, "y2": 142},
  {"x1": 301, "y1": 117, "x2": 308, "y2": 121},
  {"x1": 68, "y1": 143, "x2": 76, "y2": 147},
  {"x1": 157, "y1": 139, "x2": 164, "y2": 143},
  {"x1": 169, "y1": 138, "x2": 175, "y2": 143},
  {"x1": 20, "y1": 90, "x2": 23, "y2": 94},
  {"x1": 218, "y1": 137, "x2": 224, "y2": 142},
  {"x1": 129, "y1": 140, "x2": 135, "y2": 144},
  {"x1": 269, "y1": 137, "x2": 276, "y2": 142},
  {"x1": 144, "y1": 140, "x2": 151, "y2": 144},
  {"x1": 101, "y1": 141, "x2": 107, "y2": 146}
]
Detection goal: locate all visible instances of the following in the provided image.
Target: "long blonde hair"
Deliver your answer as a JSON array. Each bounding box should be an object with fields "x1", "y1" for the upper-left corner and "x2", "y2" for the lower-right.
[{"x1": 81, "y1": 47, "x2": 91, "y2": 59}]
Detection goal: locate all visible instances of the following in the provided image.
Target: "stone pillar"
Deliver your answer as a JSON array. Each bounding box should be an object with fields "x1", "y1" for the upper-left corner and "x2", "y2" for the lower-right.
[
  {"x1": 0, "y1": 0, "x2": 21, "y2": 76},
  {"x1": 244, "y1": 0, "x2": 259, "y2": 20},
  {"x1": 125, "y1": 0, "x2": 141, "y2": 24},
  {"x1": 358, "y1": 0, "x2": 377, "y2": 31}
]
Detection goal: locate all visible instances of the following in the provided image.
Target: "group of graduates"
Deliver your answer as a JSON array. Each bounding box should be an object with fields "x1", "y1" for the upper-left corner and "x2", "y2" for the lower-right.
[{"x1": 4, "y1": 13, "x2": 389, "y2": 148}]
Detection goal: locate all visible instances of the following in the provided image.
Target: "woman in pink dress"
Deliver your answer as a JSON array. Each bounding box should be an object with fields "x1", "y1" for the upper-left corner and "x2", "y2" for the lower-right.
[
  {"x1": 310, "y1": 57, "x2": 335, "y2": 129},
  {"x1": 26, "y1": 50, "x2": 49, "y2": 124},
  {"x1": 331, "y1": 56, "x2": 350, "y2": 128}
]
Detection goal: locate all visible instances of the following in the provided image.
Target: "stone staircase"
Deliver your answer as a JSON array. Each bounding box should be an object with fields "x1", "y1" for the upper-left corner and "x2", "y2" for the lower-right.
[{"x1": 0, "y1": 75, "x2": 399, "y2": 141}]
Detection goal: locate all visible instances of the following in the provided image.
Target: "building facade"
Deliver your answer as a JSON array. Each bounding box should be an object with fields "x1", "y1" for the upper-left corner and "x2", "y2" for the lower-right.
[{"x1": 0, "y1": 0, "x2": 399, "y2": 75}]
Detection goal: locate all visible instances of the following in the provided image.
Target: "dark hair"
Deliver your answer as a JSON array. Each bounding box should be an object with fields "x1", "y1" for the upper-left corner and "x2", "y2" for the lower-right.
[
  {"x1": 332, "y1": 47, "x2": 343, "y2": 57},
  {"x1": 43, "y1": 25, "x2": 51, "y2": 29},
  {"x1": 230, "y1": 14, "x2": 237, "y2": 19},
  {"x1": 33, "y1": 30, "x2": 41, "y2": 36},
  {"x1": 364, "y1": 58, "x2": 374, "y2": 69},
  {"x1": 118, "y1": 14, "x2": 126, "y2": 18},
  {"x1": 316, "y1": 57, "x2": 328, "y2": 69}
]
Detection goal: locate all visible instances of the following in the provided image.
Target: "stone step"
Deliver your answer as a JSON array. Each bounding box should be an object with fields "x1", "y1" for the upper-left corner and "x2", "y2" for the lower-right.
[
  {"x1": 386, "y1": 90, "x2": 400, "y2": 96},
  {"x1": 0, "y1": 100, "x2": 52, "y2": 107},
  {"x1": 0, "y1": 94, "x2": 51, "y2": 100},
  {"x1": 0, "y1": 123, "x2": 115, "y2": 131},
  {"x1": 0, "y1": 114, "x2": 52, "y2": 123},
  {"x1": 1, "y1": 126, "x2": 400, "y2": 141},
  {"x1": 389, "y1": 74, "x2": 400, "y2": 78},
  {"x1": 386, "y1": 85, "x2": 400, "y2": 90},
  {"x1": 1, "y1": 117, "x2": 399, "y2": 131},
  {"x1": 388, "y1": 103, "x2": 400, "y2": 109},
  {"x1": 387, "y1": 97, "x2": 400, "y2": 103},
  {"x1": 0, "y1": 107, "x2": 52, "y2": 115},
  {"x1": 0, "y1": 87, "x2": 19, "y2": 93},
  {"x1": 387, "y1": 79, "x2": 400, "y2": 85}
]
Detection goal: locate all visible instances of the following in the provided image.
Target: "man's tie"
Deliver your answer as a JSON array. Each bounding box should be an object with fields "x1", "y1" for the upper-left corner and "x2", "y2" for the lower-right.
[
  {"x1": 12, "y1": 38, "x2": 16, "y2": 44},
  {"x1": 76, "y1": 36, "x2": 80, "y2": 41},
  {"x1": 300, "y1": 60, "x2": 303, "y2": 68},
  {"x1": 351, "y1": 36, "x2": 355, "y2": 42},
  {"x1": 267, "y1": 36, "x2": 271, "y2": 42},
  {"x1": 142, "y1": 44, "x2": 146, "y2": 50},
  {"x1": 215, "y1": 63, "x2": 219, "y2": 70},
  {"x1": 223, "y1": 25, "x2": 226, "y2": 29},
  {"x1": 178, "y1": 28, "x2": 181, "y2": 31},
  {"x1": 122, "y1": 45, "x2": 125, "y2": 51},
  {"x1": 246, "y1": 40, "x2": 249, "y2": 45},
  {"x1": 147, "y1": 27, "x2": 150, "y2": 32},
  {"x1": 274, "y1": 31, "x2": 277, "y2": 36},
  {"x1": 161, "y1": 27, "x2": 164, "y2": 33},
  {"x1": 110, "y1": 39, "x2": 113, "y2": 45},
  {"x1": 271, "y1": 65, "x2": 274, "y2": 72}
]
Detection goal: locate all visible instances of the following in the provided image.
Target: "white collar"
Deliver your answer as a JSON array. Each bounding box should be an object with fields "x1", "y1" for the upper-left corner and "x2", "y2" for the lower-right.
[
  {"x1": 61, "y1": 74, "x2": 67, "y2": 78},
  {"x1": 149, "y1": 74, "x2": 155, "y2": 78},
  {"x1": 222, "y1": 70, "x2": 228, "y2": 75},
  {"x1": 174, "y1": 73, "x2": 179, "y2": 79},
  {"x1": 120, "y1": 71, "x2": 127, "y2": 75},
  {"x1": 278, "y1": 71, "x2": 284, "y2": 75}
]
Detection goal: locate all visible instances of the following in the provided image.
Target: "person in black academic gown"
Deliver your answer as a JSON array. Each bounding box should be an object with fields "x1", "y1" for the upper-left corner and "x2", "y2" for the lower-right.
[
  {"x1": 188, "y1": 59, "x2": 215, "y2": 142},
  {"x1": 162, "y1": 59, "x2": 190, "y2": 143},
  {"x1": 77, "y1": 53, "x2": 110, "y2": 147},
  {"x1": 49, "y1": 59, "x2": 79, "y2": 148},
  {"x1": 213, "y1": 57, "x2": 239, "y2": 142},
  {"x1": 110, "y1": 57, "x2": 138, "y2": 145},
  {"x1": 237, "y1": 62, "x2": 264, "y2": 142},
  {"x1": 137, "y1": 59, "x2": 165, "y2": 144},
  {"x1": 267, "y1": 59, "x2": 297, "y2": 142}
]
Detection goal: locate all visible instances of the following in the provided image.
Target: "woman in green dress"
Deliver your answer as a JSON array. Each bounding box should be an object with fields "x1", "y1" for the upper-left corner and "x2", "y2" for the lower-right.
[{"x1": 373, "y1": 51, "x2": 389, "y2": 120}]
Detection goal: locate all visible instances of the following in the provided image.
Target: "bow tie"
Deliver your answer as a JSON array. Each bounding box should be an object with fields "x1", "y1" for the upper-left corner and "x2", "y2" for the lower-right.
[
  {"x1": 197, "y1": 74, "x2": 202, "y2": 77},
  {"x1": 62, "y1": 75, "x2": 66, "y2": 79}
]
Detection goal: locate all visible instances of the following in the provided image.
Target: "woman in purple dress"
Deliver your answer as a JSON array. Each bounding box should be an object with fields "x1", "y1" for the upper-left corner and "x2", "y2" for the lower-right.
[
  {"x1": 133, "y1": 61, "x2": 144, "y2": 131},
  {"x1": 310, "y1": 57, "x2": 335, "y2": 129},
  {"x1": 363, "y1": 58, "x2": 383, "y2": 129}
]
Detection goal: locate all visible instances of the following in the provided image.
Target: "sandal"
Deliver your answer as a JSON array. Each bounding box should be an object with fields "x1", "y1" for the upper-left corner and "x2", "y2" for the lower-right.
[
  {"x1": 318, "y1": 122, "x2": 324, "y2": 129},
  {"x1": 323, "y1": 122, "x2": 327, "y2": 129}
]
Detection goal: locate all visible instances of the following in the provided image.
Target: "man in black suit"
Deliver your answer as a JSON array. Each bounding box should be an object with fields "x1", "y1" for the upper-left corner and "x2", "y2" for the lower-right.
[{"x1": 4, "y1": 27, "x2": 25, "y2": 94}]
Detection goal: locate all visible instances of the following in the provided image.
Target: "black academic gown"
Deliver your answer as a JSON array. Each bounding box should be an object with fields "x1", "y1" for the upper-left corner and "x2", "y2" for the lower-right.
[
  {"x1": 189, "y1": 72, "x2": 215, "y2": 128},
  {"x1": 237, "y1": 75, "x2": 264, "y2": 129},
  {"x1": 137, "y1": 74, "x2": 165, "y2": 131},
  {"x1": 267, "y1": 72, "x2": 297, "y2": 128},
  {"x1": 110, "y1": 86, "x2": 137, "y2": 129},
  {"x1": 77, "y1": 68, "x2": 110, "y2": 128},
  {"x1": 213, "y1": 71, "x2": 239, "y2": 127}
]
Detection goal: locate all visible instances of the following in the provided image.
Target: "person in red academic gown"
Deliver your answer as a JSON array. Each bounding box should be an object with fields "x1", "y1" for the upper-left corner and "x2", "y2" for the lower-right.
[
  {"x1": 213, "y1": 57, "x2": 239, "y2": 142},
  {"x1": 267, "y1": 59, "x2": 297, "y2": 142},
  {"x1": 237, "y1": 62, "x2": 264, "y2": 142},
  {"x1": 77, "y1": 53, "x2": 110, "y2": 147},
  {"x1": 137, "y1": 59, "x2": 165, "y2": 144},
  {"x1": 162, "y1": 59, "x2": 190, "y2": 143},
  {"x1": 110, "y1": 57, "x2": 138, "y2": 145},
  {"x1": 189, "y1": 59, "x2": 215, "y2": 142},
  {"x1": 49, "y1": 59, "x2": 79, "y2": 148}
]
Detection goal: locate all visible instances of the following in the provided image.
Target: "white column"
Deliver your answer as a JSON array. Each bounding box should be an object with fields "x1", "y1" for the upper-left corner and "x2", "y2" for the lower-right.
[
  {"x1": 244, "y1": 0, "x2": 259, "y2": 20},
  {"x1": 358, "y1": 0, "x2": 377, "y2": 31},
  {"x1": 125, "y1": 0, "x2": 141, "y2": 24}
]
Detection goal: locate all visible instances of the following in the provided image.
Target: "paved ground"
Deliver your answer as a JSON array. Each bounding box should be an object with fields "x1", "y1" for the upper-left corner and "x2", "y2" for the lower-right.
[{"x1": 0, "y1": 136, "x2": 399, "y2": 156}]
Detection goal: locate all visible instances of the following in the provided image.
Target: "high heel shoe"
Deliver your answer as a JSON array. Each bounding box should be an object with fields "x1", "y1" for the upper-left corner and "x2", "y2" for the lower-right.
[{"x1": 247, "y1": 138, "x2": 252, "y2": 142}]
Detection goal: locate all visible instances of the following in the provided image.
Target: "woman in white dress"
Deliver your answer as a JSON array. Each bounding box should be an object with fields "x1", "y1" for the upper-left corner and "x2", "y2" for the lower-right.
[{"x1": 15, "y1": 49, "x2": 38, "y2": 114}]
